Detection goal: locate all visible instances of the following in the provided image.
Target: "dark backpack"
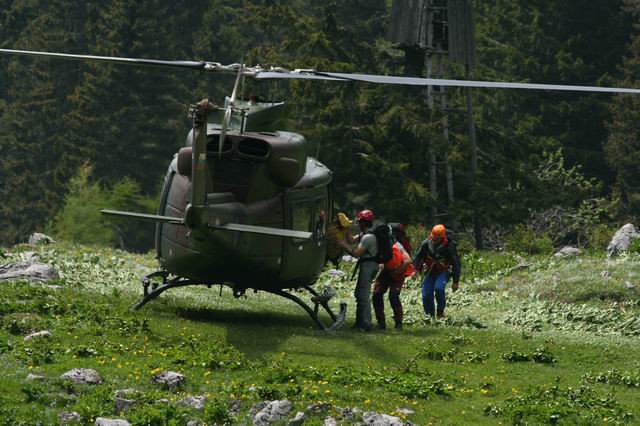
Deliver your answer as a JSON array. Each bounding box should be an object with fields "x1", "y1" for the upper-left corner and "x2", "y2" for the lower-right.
[
  {"x1": 389, "y1": 222, "x2": 412, "y2": 255},
  {"x1": 369, "y1": 224, "x2": 393, "y2": 263},
  {"x1": 350, "y1": 224, "x2": 394, "y2": 281}
]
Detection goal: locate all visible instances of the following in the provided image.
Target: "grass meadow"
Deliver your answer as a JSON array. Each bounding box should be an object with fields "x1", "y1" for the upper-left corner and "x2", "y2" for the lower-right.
[{"x1": 1, "y1": 243, "x2": 639, "y2": 425}]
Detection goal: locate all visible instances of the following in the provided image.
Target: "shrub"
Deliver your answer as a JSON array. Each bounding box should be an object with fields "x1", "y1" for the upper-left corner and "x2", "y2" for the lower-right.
[
  {"x1": 47, "y1": 164, "x2": 155, "y2": 251},
  {"x1": 585, "y1": 223, "x2": 615, "y2": 250},
  {"x1": 503, "y1": 225, "x2": 553, "y2": 255}
]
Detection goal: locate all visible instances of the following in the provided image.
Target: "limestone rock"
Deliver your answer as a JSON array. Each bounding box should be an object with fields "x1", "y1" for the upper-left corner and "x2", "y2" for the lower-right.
[
  {"x1": 394, "y1": 408, "x2": 415, "y2": 416},
  {"x1": 150, "y1": 371, "x2": 185, "y2": 389},
  {"x1": 338, "y1": 407, "x2": 362, "y2": 420},
  {"x1": 29, "y1": 233, "x2": 55, "y2": 245},
  {"x1": 177, "y1": 395, "x2": 206, "y2": 411},
  {"x1": 24, "y1": 330, "x2": 52, "y2": 341},
  {"x1": 21, "y1": 251, "x2": 37, "y2": 261},
  {"x1": 327, "y1": 269, "x2": 346, "y2": 278},
  {"x1": 607, "y1": 223, "x2": 640, "y2": 257},
  {"x1": 60, "y1": 368, "x2": 103, "y2": 385},
  {"x1": 0, "y1": 262, "x2": 59, "y2": 281},
  {"x1": 114, "y1": 388, "x2": 141, "y2": 399},
  {"x1": 228, "y1": 399, "x2": 242, "y2": 416},
  {"x1": 554, "y1": 246, "x2": 581, "y2": 258},
  {"x1": 324, "y1": 416, "x2": 337, "y2": 426},
  {"x1": 363, "y1": 411, "x2": 404, "y2": 426},
  {"x1": 254, "y1": 400, "x2": 292, "y2": 425},
  {"x1": 25, "y1": 373, "x2": 45, "y2": 381},
  {"x1": 289, "y1": 411, "x2": 306, "y2": 425},
  {"x1": 95, "y1": 418, "x2": 130, "y2": 426},
  {"x1": 115, "y1": 397, "x2": 136, "y2": 413},
  {"x1": 249, "y1": 401, "x2": 269, "y2": 417},
  {"x1": 306, "y1": 402, "x2": 332, "y2": 413},
  {"x1": 58, "y1": 412, "x2": 81, "y2": 423}
]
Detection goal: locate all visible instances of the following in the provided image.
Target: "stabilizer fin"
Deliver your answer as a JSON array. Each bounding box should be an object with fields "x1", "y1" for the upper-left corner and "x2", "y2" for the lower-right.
[{"x1": 101, "y1": 209, "x2": 185, "y2": 225}]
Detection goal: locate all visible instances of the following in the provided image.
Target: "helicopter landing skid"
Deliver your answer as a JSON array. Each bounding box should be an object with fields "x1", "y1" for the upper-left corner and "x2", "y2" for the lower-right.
[
  {"x1": 133, "y1": 272, "x2": 206, "y2": 310},
  {"x1": 134, "y1": 272, "x2": 346, "y2": 331},
  {"x1": 265, "y1": 286, "x2": 347, "y2": 331}
]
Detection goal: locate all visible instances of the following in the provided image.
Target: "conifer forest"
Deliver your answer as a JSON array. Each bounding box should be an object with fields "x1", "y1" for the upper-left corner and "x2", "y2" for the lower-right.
[{"x1": 2, "y1": 0, "x2": 640, "y2": 250}]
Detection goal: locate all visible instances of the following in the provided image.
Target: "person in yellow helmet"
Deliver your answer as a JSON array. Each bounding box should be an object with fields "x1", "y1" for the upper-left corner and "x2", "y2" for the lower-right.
[
  {"x1": 412, "y1": 224, "x2": 461, "y2": 319},
  {"x1": 325, "y1": 212, "x2": 355, "y2": 266}
]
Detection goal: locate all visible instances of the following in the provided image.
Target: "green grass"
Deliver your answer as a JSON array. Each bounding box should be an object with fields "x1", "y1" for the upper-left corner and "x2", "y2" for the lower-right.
[{"x1": 1, "y1": 243, "x2": 639, "y2": 425}]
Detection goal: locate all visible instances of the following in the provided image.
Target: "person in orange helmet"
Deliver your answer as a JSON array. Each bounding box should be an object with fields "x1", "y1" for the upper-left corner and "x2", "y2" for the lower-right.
[{"x1": 412, "y1": 224, "x2": 461, "y2": 319}]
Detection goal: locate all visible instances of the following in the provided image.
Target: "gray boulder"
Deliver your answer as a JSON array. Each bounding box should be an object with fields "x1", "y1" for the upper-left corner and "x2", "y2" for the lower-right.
[
  {"x1": 177, "y1": 395, "x2": 206, "y2": 411},
  {"x1": 29, "y1": 233, "x2": 55, "y2": 245},
  {"x1": 254, "y1": 400, "x2": 292, "y2": 426},
  {"x1": 607, "y1": 223, "x2": 640, "y2": 257},
  {"x1": 228, "y1": 399, "x2": 242, "y2": 416},
  {"x1": 306, "y1": 402, "x2": 332, "y2": 413},
  {"x1": 95, "y1": 419, "x2": 130, "y2": 426},
  {"x1": 289, "y1": 412, "x2": 306, "y2": 425},
  {"x1": 115, "y1": 398, "x2": 136, "y2": 413},
  {"x1": 394, "y1": 408, "x2": 414, "y2": 416},
  {"x1": 61, "y1": 368, "x2": 103, "y2": 385},
  {"x1": 150, "y1": 371, "x2": 185, "y2": 389},
  {"x1": 338, "y1": 407, "x2": 362, "y2": 420},
  {"x1": 25, "y1": 373, "x2": 45, "y2": 381},
  {"x1": 114, "y1": 388, "x2": 141, "y2": 399},
  {"x1": 24, "y1": 330, "x2": 52, "y2": 341},
  {"x1": 0, "y1": 261, "x2": 59, "y2": 281},
  {"x1": 324, "y1": 417, "x2": 337, "y2": 426},
  {"x1": 58, "y1": 412, "x2": 81, "y2": 423},
  {"x1": 554, "y1": 246, "x2": 581, "y2": 258},
  {"x1": 363, "y1": 411, "x2": 404, "y2": 426}
]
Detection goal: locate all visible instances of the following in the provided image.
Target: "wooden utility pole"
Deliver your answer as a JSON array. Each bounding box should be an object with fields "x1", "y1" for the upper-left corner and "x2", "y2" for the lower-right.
[
  {"x1": 388, "y1": 0, "x2": 481, "y2": 245},
  {"x1": 465, "y1": 64, "x2": 482, "y2": 249}
]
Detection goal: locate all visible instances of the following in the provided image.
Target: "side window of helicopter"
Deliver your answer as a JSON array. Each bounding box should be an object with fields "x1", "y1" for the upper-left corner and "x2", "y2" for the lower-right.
[
  {"x1": 314, "y1": 197, "x2": 327, "y2": 239},
  {"x1": 291, "y1": 200, "x2": 312, "y2": 244}
]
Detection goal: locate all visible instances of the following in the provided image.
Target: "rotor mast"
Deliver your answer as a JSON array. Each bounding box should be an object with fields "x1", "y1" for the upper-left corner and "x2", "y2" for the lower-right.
[{"x1": 190, "y1": 99, "x2": 217, "y2": 206}]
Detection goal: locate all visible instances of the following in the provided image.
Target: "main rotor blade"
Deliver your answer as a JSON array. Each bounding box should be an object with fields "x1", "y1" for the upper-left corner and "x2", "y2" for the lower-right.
[
  {"x1": 255, "y1": 71, "x2": 640, "y2": 95},
  {"x1": 212, "y1": 223, "x2": 312, "y2": 239},
  {"x1": 230, "y1": 62, "x2": 244, "y2": 104},
  {"x1": 0, "y1": 48, "x2": 209, "y2": 71},
  {"x1": 4, "y1": 48, "x2": 639, "y2": 94}
]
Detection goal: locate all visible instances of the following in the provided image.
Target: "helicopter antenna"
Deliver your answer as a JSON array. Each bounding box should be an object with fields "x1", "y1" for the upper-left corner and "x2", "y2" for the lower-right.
[{"x1": 219, "y1": 60, "x2": 244, "y2": 158}]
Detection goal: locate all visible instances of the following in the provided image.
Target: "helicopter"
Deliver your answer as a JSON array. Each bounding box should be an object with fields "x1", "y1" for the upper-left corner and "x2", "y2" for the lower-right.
[{"x1": 2, "y1": 48, "x2": 640, "y2": 330}]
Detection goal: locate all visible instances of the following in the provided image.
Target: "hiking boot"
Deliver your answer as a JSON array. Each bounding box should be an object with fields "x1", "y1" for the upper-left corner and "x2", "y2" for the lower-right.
[
  {"x1": 436, "y1": 309, "x2": 445, "y2": 320},
  {"x1": 377, "y1": 322, "x2": 387, "y2": 330},
  {"x1": 394, "y1": 322, "x2": 403, "y2": 330}
]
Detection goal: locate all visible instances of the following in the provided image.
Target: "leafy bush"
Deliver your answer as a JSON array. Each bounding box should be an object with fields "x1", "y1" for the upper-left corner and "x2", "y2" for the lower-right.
[
  {"x1": 501, "y1": 346, "x2": 556, "y2": 364},
  {"x1": 584, "y1": 223, "x2": 615, "y2": 250},
  {"x1": 503, "y1": 225, "x2": 554, "y2": 255},
  {"x1": 204, "y1": 399, "x2": 234, "y2": 424},
  {"x1": 630, "y1": 238, "x2": 640, "y2": 254},
  {"x1": 47, "y1": 164, "x2": 156, "y2": 251},
  {"x1": 485, "y1": 381, "x2": 633, "y2": 424}
]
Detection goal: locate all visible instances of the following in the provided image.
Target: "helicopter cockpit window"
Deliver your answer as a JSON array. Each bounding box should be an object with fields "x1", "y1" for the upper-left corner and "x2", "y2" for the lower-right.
[
  {"x1": 314, "y1": 197, "x2": 327, "y2": 239},
  {"x1": 291, "y1": 200, "x2": 311, "y2": 243}
]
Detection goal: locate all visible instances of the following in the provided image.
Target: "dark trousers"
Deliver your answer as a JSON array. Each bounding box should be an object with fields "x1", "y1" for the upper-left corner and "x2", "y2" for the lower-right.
[{"x1": 372, "y1": 271, "x2": 404, "y2": 325}]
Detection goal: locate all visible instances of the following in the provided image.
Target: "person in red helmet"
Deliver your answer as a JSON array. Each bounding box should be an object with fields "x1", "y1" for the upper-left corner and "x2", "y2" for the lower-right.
[
  {"x1": 412, "y1": 224, "x2": 461, "y2": 320},
  {"x1": 340, "y1": 209, "x2": 378, "y2": 332}
]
